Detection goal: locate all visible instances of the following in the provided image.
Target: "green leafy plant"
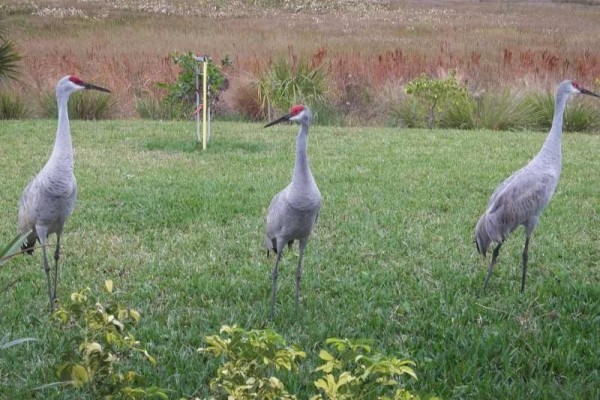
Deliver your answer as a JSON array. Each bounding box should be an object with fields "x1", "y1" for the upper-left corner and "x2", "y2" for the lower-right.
[
  {"x1": 39, "y1": 90, "x2": 116, "y2": 120},
  {"x1": 257, "y1": 56, "x2": 328, "y2": 121},
  {"x1": 200, "y1": 327, "x2": 430, "y2": 400},
  {"x1": 310, "y1": 338, "x2": 421, "y2": 400},
  {"x1": 157, "y1": 51, "x2": 229, "y2": 119},
  {"x1": 45, "y1": 280, "x2": 167, "y2": 399},
  {"x1": 405, "y1": 71, "x2": 472, "y2": 129},
  {"x1": 199, "y1": 325, "x2": 306, "y2": 399}
]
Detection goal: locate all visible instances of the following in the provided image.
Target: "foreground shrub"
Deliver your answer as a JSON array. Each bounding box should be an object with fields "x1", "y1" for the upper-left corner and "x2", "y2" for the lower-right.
[
  {"x1": 39, "y1": 90, "x2": 116, "y2": 120},
  {"x1": 200, "y1": 326, "x2": 430, "y2": 400},
  {"x1": 311, "y1": 338, "x2": 422, "y2": 400},
  {"x1": 199, "y1": 325, "x2": 305, "y2": 399},
  {"x1": 45, "y1": 281, "x2": 167, "y2": 399},
  {"x1": 0, "y1": 91, "x2": 27, "y2": 119}
]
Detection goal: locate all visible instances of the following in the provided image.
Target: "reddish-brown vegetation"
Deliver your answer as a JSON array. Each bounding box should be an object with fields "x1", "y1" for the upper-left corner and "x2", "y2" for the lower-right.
[{"x1": 2, "y1": 0, "x2": 600, "y2": 121}]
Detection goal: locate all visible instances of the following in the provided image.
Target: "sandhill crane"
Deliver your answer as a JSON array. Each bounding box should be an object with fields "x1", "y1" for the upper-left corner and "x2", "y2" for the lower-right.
[
  {"x1": 475, "y1": 80, "x2": 599, "y2": 294},
  {"x1": 18, "y1": 75, "x2": 110, "y2": 311},
  {"x1": 264, "y1": 105, "x2": 322, "y2": 319}
]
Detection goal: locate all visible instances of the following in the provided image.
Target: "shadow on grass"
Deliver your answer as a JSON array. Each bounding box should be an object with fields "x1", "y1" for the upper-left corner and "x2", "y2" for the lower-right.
[{"x1": 144, "y1": 138, "x2": 269, "y2": 154}]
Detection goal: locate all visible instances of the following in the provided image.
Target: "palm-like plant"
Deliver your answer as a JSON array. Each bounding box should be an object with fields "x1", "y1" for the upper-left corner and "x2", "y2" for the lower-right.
[{"x1": 0, "y1": 20, "x2": 22, "y2": 82}]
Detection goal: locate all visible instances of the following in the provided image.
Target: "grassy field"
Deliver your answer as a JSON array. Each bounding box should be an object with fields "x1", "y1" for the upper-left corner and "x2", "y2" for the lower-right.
[{"x1": 0, "y1": 120, "x2": 599, "y2": 399}]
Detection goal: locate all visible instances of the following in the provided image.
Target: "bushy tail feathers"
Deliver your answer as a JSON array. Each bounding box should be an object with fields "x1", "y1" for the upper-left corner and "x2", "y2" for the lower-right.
[
  {"x1": 264, "y1": 237, "x2": 294, "y2": 257},
  {"x1": 475, "y1": 213, "x2": 491, "y2": 257},
  {"x1": 21, "y1": 231, "x2": 37, "y2": 255}
]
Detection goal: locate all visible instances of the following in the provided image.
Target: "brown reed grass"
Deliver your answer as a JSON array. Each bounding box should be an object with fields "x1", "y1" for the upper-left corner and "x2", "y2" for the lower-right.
[{"x1": 3, "y1": 0, "x2": 600, "y2": 120}]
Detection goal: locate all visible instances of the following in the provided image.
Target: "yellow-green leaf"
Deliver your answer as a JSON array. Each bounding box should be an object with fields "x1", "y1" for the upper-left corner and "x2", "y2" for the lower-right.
[
  {"x1": 104, "y1": 279, "x2": 113, "y2": 293},
  {"x1": 318, "y1": 349, "x2": 334, "y2": 361},
  {"x1": 129, "y1": 309, "x2": 141, "y2": 322},
  {"x1": 71, "y1": 364, "x2": 89, "y2": 387}
]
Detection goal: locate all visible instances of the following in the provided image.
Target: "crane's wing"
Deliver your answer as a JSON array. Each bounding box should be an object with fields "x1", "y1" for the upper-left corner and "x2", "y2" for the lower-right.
[
  {"x1": 485, "y1": 171, "x2": 557, "y2": 242},
  {"x1": 487, "y1": 166, "x2": 525, "y2": 209},
  {"x1": 17, "y1": 178, "x2": 39, "y2": 235},
  {"x1": 265, "y1": 188, "x2": 288, "y2": 251}
]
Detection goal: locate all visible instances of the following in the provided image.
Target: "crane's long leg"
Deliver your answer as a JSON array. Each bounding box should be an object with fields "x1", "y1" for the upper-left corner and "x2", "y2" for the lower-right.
[
  {"x1": 295, "y1": 239, "x2": 307, "y2": 308},
  {"x1": 520, "y1": 235, "x2": 530, "y2": 293},
  {"x1": 481, "y1": 243, "x2": 502, "y2": 295},
  {"x1": 36, "y1": 227, "x2": 54, "y2": 312},
  {"x1": 270, "y1": 250, "x2": 283, "y2": 320},
  {"x1": 52, "y1": 233, "x2": 61, "y2": 304}
]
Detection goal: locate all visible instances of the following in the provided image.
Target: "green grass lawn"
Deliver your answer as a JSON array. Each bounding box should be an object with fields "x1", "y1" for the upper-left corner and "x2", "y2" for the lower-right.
[{"x1": 1, "y1": 120, "x2": 599, "y2": 399}]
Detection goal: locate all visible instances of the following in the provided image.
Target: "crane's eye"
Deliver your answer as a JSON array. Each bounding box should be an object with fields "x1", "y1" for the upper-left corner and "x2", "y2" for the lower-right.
[{"x1": 572, "y1": 81, "x2": 580, "y2": 90}]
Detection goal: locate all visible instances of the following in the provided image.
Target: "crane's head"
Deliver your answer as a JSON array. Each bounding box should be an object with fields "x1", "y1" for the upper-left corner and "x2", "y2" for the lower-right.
[
  {"x1": 56, "y1": 75, "x2": 111, "y2": 98},
  {"x1": 264, "y1": 104, "x2": 312, "y2": 127},
  {"x1": 561, "y1": 80, "x2": 600, "y2": 98}
]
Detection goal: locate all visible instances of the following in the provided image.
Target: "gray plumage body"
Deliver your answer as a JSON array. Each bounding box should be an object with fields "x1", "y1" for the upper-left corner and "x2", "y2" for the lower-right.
[
  {"x1": 264, "y1": 105, "x2": 321, "y2": 318},
  {"x1": 17, "y1": 75, "x2": 110, "y2": 310},
  {"x1": 475, "y1": 80, "x2": 599, "y2": 293}
]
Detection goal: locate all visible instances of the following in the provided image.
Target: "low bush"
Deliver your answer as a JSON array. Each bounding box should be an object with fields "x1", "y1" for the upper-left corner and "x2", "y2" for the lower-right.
[
  {"x1": 39, "y1": 90, "x2": 116, "y2": 120},
  {"x1": 525, "y1": 92, "x2": 600, "y2": 132},
  {"x1": 404, "y1": 71, "x2": 471, "y2": 129},
  {"x1": 258, "y1": 55, "x2": 329, "y2": 121},
  {"x1": 0, "y1": 91, "x2": 28, "y2": 119},
  {"x1": 472, "y1": 90, "x2": 537, "y2": 131},
  {"x1": 389, "y1": 95, "x2": 428, "y2": 129},
  {"x1": 200, "y1": 326, "x2": 432, "y2": 400},
  {"x1": 43, "y1": 281, "x2": 167, "y2": 399},
  {"x1": 156, "y1": 51, "x2": 230, "y2": 120},
  {"x1": 135, "y1": 94, "x2": 183, "y2": 120}
]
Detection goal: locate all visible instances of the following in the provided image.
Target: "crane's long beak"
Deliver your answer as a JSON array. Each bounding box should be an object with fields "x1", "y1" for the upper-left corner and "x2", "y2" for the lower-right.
[
  {"x1": 84, "y1": 82, "x2": 111, "y2": 93},
  {"x1": 579, "y1": 87, "x2": 600, "y2": 98},
  {"x1": 264, "y1": 113, "x2": 291, "y2": 128}
]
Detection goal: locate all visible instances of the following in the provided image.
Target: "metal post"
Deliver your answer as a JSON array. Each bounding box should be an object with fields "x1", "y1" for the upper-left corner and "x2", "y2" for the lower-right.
[
  {"x1": 195, "y1": 61, "x2": 201, "y2": 144},
  {"x1": 202, "y1": 60, "x2": 208, "y2": 150}
]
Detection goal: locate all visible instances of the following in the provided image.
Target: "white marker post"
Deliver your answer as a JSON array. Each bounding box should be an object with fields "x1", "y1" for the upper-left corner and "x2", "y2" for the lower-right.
[{"x1": 194, "y1": 55, "x2": 210, "y2": 150}]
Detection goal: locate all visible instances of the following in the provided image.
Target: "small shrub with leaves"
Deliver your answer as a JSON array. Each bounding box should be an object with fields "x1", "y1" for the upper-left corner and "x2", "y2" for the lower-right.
[
  {"x1": 199, "y1": 325, "x2": 306, "y2": 399},
  {"x1": 200, "y1": 327, "x2": 432, "y2": 400},
  {"x1": 156, "y1": 51, "x2": 229, "y2": 119},
  {"x1": 404, "y1": 71, "x2": 472, "y2": 129},
  {"x1": 310, "y1": 338, "x2": 423, "y2": 400},
  {"x1": 47, "y1": 280, "x2": 167, "y2": 399},
  {"x1": 39, "y1": 90, "x2": 116, "y2": 120}
]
